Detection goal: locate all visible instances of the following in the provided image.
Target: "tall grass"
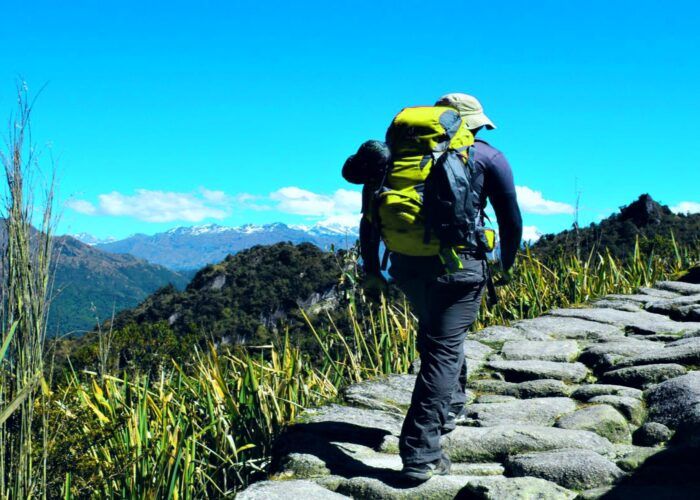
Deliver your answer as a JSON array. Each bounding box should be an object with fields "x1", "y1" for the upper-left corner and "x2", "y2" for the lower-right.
[{"x1": 0, "y1": 85, "x2": 55, "y2": 499}]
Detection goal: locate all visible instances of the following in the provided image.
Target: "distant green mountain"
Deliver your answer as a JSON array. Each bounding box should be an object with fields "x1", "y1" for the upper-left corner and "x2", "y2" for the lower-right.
[
  {"x1": 109, "y1": 241, "x2": 341, "y2": 343},
  {"x1": 48, "y1": 236, "x2": 190, "y2": 336},
  {"x1": 532, "y1": 194, "x2": 700, "y2": 260}
]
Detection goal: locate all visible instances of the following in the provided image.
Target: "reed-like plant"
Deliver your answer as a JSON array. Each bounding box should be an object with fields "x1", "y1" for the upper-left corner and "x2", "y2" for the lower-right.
[{"x1": 0, "y1": 84, "x2": 55, "y2": 499}]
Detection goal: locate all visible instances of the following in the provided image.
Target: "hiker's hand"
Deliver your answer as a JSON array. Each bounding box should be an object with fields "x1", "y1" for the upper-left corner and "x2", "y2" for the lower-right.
[
  {"x1": 362, "y1": 272, "x2": 388, "y2": 302},
  {"x1": 493, "y1": 264, "x2": 513, "y2": 286}
]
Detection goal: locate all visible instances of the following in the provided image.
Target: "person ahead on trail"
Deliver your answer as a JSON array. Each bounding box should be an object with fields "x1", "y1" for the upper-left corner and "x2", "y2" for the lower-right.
[{"x1": 344, "y1": 93, "x2": 522, "y2": 482}]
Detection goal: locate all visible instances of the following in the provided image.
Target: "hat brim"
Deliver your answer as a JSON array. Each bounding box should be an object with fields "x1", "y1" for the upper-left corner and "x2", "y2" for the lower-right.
[{"x1": 464, "y1": 113, "x2": 496, "y2": 130}]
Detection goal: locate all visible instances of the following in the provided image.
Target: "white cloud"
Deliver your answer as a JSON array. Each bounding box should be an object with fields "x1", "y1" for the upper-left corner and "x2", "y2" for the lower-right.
[
  {"x1": 516, "y1": 186, "x2": 574, "y2": 215},
  {"x1": 270, "y1": 187, "x2": 362, "y2": 224},
  {"x1": 68, "y1": 188, "x2": 231, "y2": 223},
  {"x1": 671, "y1": 201, "x2": 700, "y2": 214},
  {"x1": 522, "y1": 225, "x2": 542, "y2": 242},
  {"x1": 66, "y1": 199, "x2": 97, "y2": 215}
]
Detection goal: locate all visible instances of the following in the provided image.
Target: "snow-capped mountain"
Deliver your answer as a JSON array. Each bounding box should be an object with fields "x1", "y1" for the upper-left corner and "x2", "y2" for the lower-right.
[
  {"x1": 70, "y1": 232, "x2": 118, "y2": 246},
  {"x1": 74, "y1": 221, "x2": 359, "y2": 270}
]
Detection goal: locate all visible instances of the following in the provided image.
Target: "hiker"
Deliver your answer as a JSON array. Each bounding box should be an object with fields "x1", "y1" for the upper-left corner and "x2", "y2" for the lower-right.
[{"x1": 343, "y1": 93, "x2": 522, "y2": 482}]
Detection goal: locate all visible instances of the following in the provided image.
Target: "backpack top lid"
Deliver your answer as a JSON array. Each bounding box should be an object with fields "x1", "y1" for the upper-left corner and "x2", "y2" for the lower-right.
[
  {"x1": 341, "y1": 140, "x2": 391, "y2": 185},
  {"x1": 386, "y1": 106, "x2": 464, "y2": 157}
]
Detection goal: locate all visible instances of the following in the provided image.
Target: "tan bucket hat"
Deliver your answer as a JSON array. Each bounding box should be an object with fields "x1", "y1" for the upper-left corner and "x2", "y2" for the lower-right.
[{"x1": 435, "y1": 93, "x2": 496, "y2": 130}]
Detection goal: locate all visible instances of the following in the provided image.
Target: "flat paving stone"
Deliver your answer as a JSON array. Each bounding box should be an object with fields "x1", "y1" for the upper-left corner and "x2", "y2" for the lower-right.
[
  {"x1": 501, "y1": 340, "x2": 580, "y2": 362},
  {"x1": 335, "y1": 474, "x2": 477, "y2": 499},
  {"x1": 602, "y1": 363, "x2": 687, "y2": 388},
  {"x1": 549, "y1": 307, "x2": 700, "y2": 336},
  {"x1": 487, "y1": 359, "x2": 589, "y2": 383},
  {"x1": 579, "y1": 339, "x2": 663, "y2": 372},
  {"x1": 505, "y1": 449, "x2": 625, "y2": 490},
  {"x1": 654, "y1": 280, "x2": 700, "y2": 296},
  {"x1": 588, "y1": 395, "x2": 646, "y2": 425},
  {"x1": 442, "y1": 424, "x2": 614, "y2": 462},
  {"x1": 468, "y1": 379, "x2": 520, "y2": 397},
  {"x1": 463, "y1": 397, "x2": 577, "y2": 427},
  {"x1": 517, "y1": 379, "x2": 574, "y2": 398},
  {"x1": 343, "y1": 374, "x2": 415, "y2": 414},
  {"x1": 556, "y1": 404, "x2": 632, "y2": 443},
  {"x1": 615, "y1": 337, "x2": 700, "y2": 368},
  {"x1": 237, "y1": 479, "x2": 347, "y2": 499},
  {"x1": 460, "y1": 476, "x2": 576, "y2": 499},
  {"x1": 512, "y1": 316, "x2": 624, "y2": 341},
  {"x1": 638, "y1": 286, "x2": 681, "y2": 299},
  {"x1": 468, "y1": 325, "x2": 550, "y2": 347},
  {"x1": 572, "y1": 384, "x2": 643, "y2": 401}
]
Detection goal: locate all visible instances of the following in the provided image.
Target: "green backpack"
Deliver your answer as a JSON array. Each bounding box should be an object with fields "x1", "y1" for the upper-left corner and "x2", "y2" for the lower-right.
[{"x1": 371, "y1": 106, "x2": 480, "y2": 257}]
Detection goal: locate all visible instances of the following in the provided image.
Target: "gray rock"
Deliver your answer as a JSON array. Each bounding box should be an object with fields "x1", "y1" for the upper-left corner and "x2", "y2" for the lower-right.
[
  {"x1": 646, "y1": 292, "x2": 700, "y2": 312},
  {"x1": 237, "y1": 479, "x2": 346, "y2": 499},
  {"x1": 548, "y1": 307, "x2": 700, "y2": 335},
  {"x1": 591, "y1": 299, "x2": 643, "y2": 312},
  {"x1": 602, "y1": 363, "x2": 687, "y2": 388},
  {"x1": 517, "y1": 379, "x2": 574, "y2": 398},
  {"x1": 442, "y1": 425, "x2": 614, "y2": 462},
  {"x1": 468, "y1": 325, "x2": 549, "y2": 347},
  {"x1": 638, "y1": 286, "x2": 680, "y2": 299},
  {"x1": 512, "y1": 316, "x2": 623, "y2": 341},
  {"x1": 505, "y1": 449, "x2": 625, "y2": 490},
  {"x1": 501, "y1": 340, "x2": 580, "y2": 362},
  {"x1": 588, "y1": 395, "x2": 646, "y2": 425},
  {"x1": 615, "y1": 337, "x2": 700, "y2": 368},
  {"x1": 654, "y1": 280, "x2": 700, "y2": 296},
  {"x1": 556, "y1": 405, "x2": 632, "y2": 443},
  {"x1": 452, "y1": 462, "x2": 504, "y2": 476},
  {"x1": 463, "y1": 397, "x2": 577, "y2": 427},
  {"x1": 645, "y1": 372, "x2": 700, "y2": 430},
  {"x1": 572, "y1": 384, "x2": 643, "y2": 401},
  {"x1": 460, "y1": 476, "x2": 576, "y2": 499},
  {"x1": 633, "y1": 422, "x2": 673, "y2": 446},
  {"x1": 474, "y1": 394, "x2": 518, "y2": 403},
  {"x1": 604, "y1": 293, "x2": 668, "y2": 305},
  {"x1": 335, "y1": 474, "x2": 475, "y2": 499},
  {"x1": 464, "y1": 339, "x2": 495, "y2": 378},
  {"x1": 295, "y1": 404, "x2": 403, "y2": 436},
  {"x1": 468, "y1": 379, "x2": 520, "y2": 397},
  {"x1": 610, "y1": 444, "x2": 659, "y2": 472},
  {"x1": 579, "y1": 339, "x2": 662, "y2": 372},
  {"x1": 487, "y1": 359, "x2": 589, "y2": 383},
  {"x1": 343, "y1": 374, "x2": 415, "y2": 413}
]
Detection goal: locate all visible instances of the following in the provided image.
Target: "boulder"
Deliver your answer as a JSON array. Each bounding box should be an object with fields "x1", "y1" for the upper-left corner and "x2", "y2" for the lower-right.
[
  {"x1": 442, "y1": 425, "x2": 614, "y2": 462},
  {"x1": 463, "y1": 397, "x2": 577, "y2": 427},
  {"x1": 645, "y1": 372, "x2": 700, "y2": 432},
  {"x1": 632, "y1": 422, "x2": 673, "y2": 446},
  {"x1": 602, "y1": 363, "x2": 687, "y2": 388},
  {"x1": 237, "y1": 479, "x2": 347, "y2": 499},
  {"x1": 610, "y1": 444, "x2": 658, "y2": 472},
  {"x1": 487, "y1": 359, "x2": 589, "y2": 383},
  {"x1": 505, "y1": 449, "x2": 625, "y2": 490},
  {"x1": 501, "y1": 340, "x2": 580, "y2": 362},
  {"x1": 468, "y1": 325, "x2": 549, "y2": 347},
  {"x1": 579, "y1": 339, "x2": 662, "y2": 372},
  {"x1": 334, "y1": 474, "x2": 476, "y2": 499},
  {"x1": 556, "y1": 405, "x2": 631, "y2": 443}
]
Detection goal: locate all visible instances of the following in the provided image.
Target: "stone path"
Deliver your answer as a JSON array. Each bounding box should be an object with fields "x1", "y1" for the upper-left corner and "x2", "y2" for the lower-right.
[{"x1": 238, "y1": 280, "x2": 700, "y2": 499}]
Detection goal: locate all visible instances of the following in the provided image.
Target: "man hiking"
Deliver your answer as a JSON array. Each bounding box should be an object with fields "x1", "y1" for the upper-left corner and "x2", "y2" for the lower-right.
[{"x1": 347, "y1": 93, "x2": 522, "y2": 482}]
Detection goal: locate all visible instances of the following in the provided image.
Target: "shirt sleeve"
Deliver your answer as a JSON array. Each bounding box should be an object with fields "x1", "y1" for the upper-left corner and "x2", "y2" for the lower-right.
[
  {"x1": 485, "y1": 152, "x2": 522, "y2": 271},
  {"x1": 359, "y1": 185, "x2": 381, "y2": 275}
]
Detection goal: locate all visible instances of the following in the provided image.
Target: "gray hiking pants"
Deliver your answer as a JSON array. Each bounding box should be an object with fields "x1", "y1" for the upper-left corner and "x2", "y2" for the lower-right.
[{"x1": 389, "y1": 252, "x2": 487, "y2": 466}]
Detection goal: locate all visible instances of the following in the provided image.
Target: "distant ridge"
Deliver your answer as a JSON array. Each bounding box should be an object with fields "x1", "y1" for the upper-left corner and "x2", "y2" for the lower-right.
[
  {"x1": 76, "y1": 221, "x2": 359, "y2": 270},
  {"x1": 532, "y1": 194, "x2": 700, "y2": 260}
]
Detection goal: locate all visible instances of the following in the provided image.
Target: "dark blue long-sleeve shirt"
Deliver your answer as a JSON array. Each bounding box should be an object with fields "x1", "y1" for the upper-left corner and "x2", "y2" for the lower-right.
[{"x1": 360, "y1": 137, "x2": 522, "y2": 273}]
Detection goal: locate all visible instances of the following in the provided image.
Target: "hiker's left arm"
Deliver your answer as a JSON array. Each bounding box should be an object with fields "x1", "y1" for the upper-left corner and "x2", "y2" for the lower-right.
[{"x1": 486, "y1": 152, "x2": 523, "y2": 271}]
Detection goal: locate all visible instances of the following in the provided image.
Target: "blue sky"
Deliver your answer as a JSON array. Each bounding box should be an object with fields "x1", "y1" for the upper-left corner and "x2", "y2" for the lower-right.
[{"x1": 2, "y1": 0, "x2": 699, "y2": 241}]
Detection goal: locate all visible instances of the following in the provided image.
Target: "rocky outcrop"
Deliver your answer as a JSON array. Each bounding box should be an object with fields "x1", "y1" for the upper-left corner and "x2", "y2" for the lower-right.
[{"x1": 239, "y1": 281, "x2": 700, "y2": 498}]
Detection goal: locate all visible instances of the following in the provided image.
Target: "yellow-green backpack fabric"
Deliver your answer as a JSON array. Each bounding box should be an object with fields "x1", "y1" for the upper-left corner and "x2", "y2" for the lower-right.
[{"x1": 375, "y1": 106, "x2": 475, "y2": 256}]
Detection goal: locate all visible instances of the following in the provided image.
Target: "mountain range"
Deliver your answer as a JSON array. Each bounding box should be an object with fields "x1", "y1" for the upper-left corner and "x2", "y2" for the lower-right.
[{"x1": 75, "y1": 221, "x2": 359, "y2": 270}]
